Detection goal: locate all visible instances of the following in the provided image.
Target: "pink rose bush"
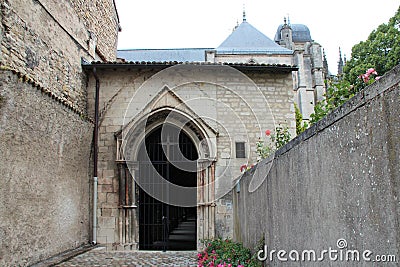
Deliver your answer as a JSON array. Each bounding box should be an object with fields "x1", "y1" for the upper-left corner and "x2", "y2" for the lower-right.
[
  {"x1": 198, "y1": 238, "x2": 260, "y2": 267},
  {"x1": 358, "y1": 68, "x2": 380, "y2": 84}
]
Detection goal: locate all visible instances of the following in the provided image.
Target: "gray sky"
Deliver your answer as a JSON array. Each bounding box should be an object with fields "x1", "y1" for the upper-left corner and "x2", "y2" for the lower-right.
[{"x1": 114, "y1": 0, "x2": 399, "y2": 75}]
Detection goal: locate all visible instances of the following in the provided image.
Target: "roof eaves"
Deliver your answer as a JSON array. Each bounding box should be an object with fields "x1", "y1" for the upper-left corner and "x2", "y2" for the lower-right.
[{"x1": 82, "y1": 61, "x2": 298, "y2": 72}]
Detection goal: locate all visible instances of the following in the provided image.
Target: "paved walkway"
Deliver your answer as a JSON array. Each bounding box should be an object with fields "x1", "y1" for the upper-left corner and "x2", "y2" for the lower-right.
[{"x1": 56, "y1": 248, "x2": 197, "y2": 267}]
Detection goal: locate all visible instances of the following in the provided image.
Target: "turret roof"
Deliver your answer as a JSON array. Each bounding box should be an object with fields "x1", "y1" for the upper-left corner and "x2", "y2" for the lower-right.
[{"x1": 274, "y1": 24, "x2": 313, "y2": 43}]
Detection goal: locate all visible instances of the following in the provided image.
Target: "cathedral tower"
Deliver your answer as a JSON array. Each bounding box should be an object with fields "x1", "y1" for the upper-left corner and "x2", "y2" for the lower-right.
[{"x1": 279, "y1": 17, "x2": 294, "y2": 50}]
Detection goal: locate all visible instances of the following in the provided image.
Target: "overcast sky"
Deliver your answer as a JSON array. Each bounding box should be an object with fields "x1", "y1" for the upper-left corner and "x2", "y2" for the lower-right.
[{"x1": 114, "y1": 0, "x2": 399, "y2": 75}]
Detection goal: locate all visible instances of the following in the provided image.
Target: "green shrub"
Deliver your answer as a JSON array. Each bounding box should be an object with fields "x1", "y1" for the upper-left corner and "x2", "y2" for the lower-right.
[
  {"x1": 271, "y1": 125, "x2": 291, "y2": 149},
  {"x1": 295, "y1": 103, "x2": 308, "y2": 135}
]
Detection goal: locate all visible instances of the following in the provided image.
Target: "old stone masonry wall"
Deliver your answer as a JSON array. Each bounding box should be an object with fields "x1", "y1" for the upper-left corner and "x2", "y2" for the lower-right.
[
  {"x1": 233, "y1": 64, "x2": 400, "y2": 266},
  {"x1": 0, "y1": 70, "x2": 93, "y2": 266},
  {"x1": 0, "y1": 0, "x2": 119, "y2": 113},
  {"x1": 0, "y1": 0, "x2": 119, "y2": 266}
]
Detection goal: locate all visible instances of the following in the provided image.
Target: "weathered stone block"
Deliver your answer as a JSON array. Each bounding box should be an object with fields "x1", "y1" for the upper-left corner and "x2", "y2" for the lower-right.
[
  {"x1": 100, "y1": 184, "x2": 113, "y2": 193},
  {"x1": 98, "y1": 217, "x2": 116, "y2": 229},
  {"x1": 102, "y1": 169, "x2": 115, "y2": 178}
]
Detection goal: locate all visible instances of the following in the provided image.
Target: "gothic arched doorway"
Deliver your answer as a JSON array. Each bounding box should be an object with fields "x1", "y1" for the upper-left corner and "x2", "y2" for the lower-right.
[{"x1": 137, "y1": 124, "x2": 198, "y2": 250}]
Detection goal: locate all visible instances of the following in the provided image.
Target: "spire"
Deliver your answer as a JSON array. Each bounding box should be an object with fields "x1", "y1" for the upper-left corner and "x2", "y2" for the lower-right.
[
  {"x1": 323, "y1": 48, "x2": 329, "y2": 77},
  {"x1": 243, "y1": 4, "x2": 247, "y2": 22},
  {"x1": 282, "y1": 16, "x2": 291, "y2": 29},
  {"x1": 338, "y1": 47, "x2": 344, "y2": 75}
]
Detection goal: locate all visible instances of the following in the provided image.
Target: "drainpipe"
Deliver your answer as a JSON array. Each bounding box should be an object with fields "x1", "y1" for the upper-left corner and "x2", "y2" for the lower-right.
[{"x1": 92, "y1": 67, "x2": 100, "y2": 245}]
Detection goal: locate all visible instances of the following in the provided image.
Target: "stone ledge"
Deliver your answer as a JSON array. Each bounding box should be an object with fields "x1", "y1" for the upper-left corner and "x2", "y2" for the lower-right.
[{"x1": 277, "y1": 63, "x2": 400, "y2": 158}]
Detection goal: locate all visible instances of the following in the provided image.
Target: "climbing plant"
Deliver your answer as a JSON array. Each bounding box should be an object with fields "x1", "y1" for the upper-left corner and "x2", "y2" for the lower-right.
[{"x1": 295, "y1": 103, "x2": 308, "y2": 135}]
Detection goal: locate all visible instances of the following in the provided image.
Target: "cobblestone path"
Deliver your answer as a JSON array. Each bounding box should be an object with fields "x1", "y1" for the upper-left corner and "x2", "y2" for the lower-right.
[{"x1": 56, "y1": 248, "x2": 197, "y2": 267}]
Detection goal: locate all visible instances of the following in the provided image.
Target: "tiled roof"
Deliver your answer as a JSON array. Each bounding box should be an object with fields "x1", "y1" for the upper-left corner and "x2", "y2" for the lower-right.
[
  {"x1": 216, "y1": 21, "x2": 293, "y2": 55},
  {"x1": 117, "y1": 48, "x2": 210, "y2": 62}
]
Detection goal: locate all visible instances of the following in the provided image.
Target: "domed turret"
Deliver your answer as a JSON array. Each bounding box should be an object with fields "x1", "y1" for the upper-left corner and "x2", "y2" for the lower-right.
[{"x1": 275, "y1": 23, "x2": 312, "y2": 43}]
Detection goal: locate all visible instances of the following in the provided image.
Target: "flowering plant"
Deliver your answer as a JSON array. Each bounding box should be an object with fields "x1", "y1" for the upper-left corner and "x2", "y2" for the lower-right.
[
  {"x1": 240, "y1": 125, "x2": 291, "y2": 173},
  {"x1": 357, "y1": 68, "x2": 381, "y2": 89},
  {"x1": 240, "y1": 164, "x2": 254, "y2": 173},
  {"x1": 198, "y1": 238, "x2": 261, "y2": 267},
  {"x1": 311, "y1": 68, "x2": 380, "y2": 124},
  {"x1": 256, "y1": 125, "x2": 291, "y2": 160},
  {"x1": 359, "y1": 68, "x2": 378, "y2": 83}
]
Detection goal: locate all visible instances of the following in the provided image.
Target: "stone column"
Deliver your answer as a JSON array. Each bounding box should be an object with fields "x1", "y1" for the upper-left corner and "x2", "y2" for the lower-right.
[
  {"x1": 117, "y1": 161, "x2": 138, "y2": 250},
  {"x1": 197, "y1": 159, "x2": 216, "y2": 249}
]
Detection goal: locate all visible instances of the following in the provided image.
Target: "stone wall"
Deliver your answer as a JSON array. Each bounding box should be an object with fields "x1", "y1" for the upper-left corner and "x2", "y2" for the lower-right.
[
  {"x1": 68, "y1": 0, "x2": 119, "y2": 61},
  {"x1": 0, "y1": 70, "x2": 93, "y2": 266},
  {"x1": 0, "y1": 0, "x2": 118, "y2": 265},
  {"x1": 233, "y1": 65, "x2": 400, "y2": 266},
  {"x1": 0, "y1": 0, "x2": 119, "y2": 112}
]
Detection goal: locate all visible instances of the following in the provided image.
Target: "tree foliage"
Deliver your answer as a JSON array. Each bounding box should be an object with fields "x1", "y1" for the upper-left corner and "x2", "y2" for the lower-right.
[
  {"x1": 310, "y1": 6, "x2": 399, "y2": 124},
  {"x1": 343, "y1": 6, "x2": 400, "y2": 86},
  {"x1": 310, "y1": 79, "x2": 353, "y2": 124}
]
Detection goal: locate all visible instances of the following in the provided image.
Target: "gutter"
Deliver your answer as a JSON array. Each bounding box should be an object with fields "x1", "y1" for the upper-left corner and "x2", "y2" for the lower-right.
[
  {"x1": 92, "y1": 67, "x2": 100, "y2": 245},
  {"x1": 82, "y1": 61, "x2": 298, "y2": 73}
]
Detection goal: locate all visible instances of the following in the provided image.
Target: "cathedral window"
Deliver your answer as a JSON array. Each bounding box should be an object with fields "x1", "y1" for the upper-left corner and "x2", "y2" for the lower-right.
[{"x1": 235, "y1": 142, "x2": 246, "y2": 158}]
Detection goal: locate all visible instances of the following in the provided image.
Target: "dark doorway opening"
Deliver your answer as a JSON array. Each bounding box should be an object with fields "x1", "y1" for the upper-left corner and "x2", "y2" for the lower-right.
[{"x1": 138, "y1": 124, "x2": 198, "y2": 250}]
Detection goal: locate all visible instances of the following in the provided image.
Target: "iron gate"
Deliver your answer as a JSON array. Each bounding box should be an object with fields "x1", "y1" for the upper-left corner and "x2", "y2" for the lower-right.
[{"x1": 138, "y1": 125, "x2": 197, "y2": 250}]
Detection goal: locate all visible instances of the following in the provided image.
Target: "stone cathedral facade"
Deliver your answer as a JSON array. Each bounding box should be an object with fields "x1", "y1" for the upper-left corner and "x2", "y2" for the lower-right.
[{"x1": 0, "y1": 0, "x2": 327, "y2": 264}]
